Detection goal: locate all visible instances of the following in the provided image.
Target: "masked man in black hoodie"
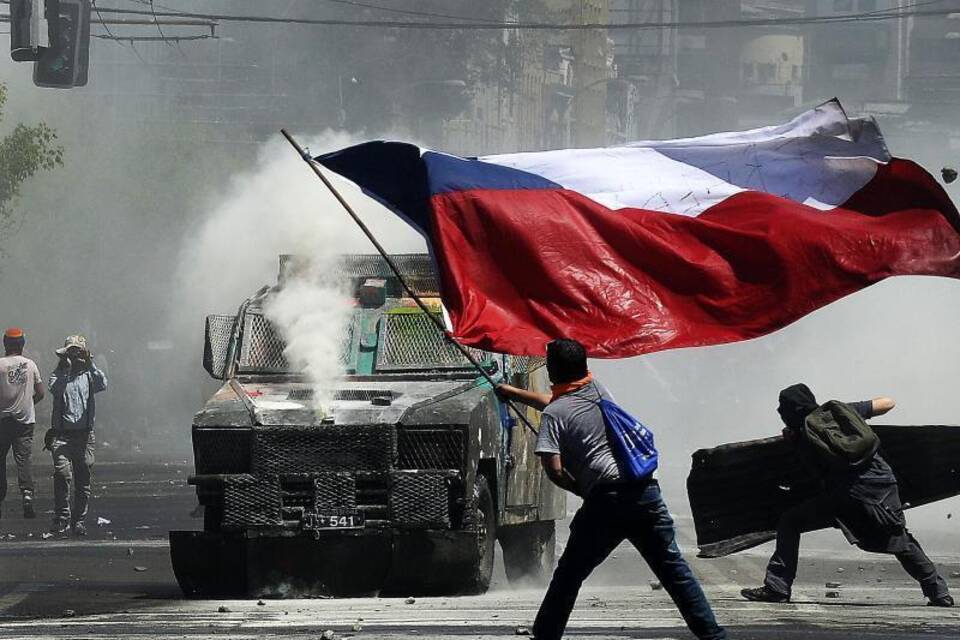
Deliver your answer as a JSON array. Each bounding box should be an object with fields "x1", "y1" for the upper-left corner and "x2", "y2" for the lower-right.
[{"x1": 741, "y1": 384, "x2": 952, "y2": 607}]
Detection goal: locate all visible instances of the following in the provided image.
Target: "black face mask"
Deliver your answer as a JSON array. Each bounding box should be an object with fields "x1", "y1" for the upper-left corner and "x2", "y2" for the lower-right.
[{"x1": 778, "y1": 383, "x2": 818, "y2": 431}]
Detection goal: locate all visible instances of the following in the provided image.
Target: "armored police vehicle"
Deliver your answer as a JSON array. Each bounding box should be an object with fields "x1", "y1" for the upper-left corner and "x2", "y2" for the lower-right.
[{"x1": 169, "y1": 254, "x2": 564, "y2": 597}]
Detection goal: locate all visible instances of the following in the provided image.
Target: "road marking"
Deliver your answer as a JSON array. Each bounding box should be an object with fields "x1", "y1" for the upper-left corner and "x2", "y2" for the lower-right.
[{"x1": 0, "y1": 582, "x2": 55, "y2": 617}]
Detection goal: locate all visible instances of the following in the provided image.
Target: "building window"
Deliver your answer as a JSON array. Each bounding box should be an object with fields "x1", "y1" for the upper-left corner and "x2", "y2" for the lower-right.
[{"x1": 757, "y1": 62, "x2": 776, "y2": 83}]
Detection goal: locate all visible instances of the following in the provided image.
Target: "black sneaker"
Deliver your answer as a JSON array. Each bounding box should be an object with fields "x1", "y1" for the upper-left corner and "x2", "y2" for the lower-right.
[
  {"x1": 741, "y1": 586, "x2": 790, "y2": 603},
  {"x1": 49, "y1": 518, "x2": 70, "y2": 535},
  {"x1": 72, "y1": 521, "x2": 87, "y2": 537},
  {"x1": 928, "y1": 595, "x2": 954, "y2": 607},
  {"x1": 23, "y1": 501, "x2": 35, "y2": 519}
]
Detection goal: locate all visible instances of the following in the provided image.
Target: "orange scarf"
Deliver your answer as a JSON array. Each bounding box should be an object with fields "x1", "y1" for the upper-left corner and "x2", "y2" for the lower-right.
[{"x1": 550, "y1": 372, "x2": 593, "y2": 402}]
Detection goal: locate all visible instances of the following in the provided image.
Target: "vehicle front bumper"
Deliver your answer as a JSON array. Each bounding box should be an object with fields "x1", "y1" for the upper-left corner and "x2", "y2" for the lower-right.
[{"x1": 169, "y1": 527, "x2": 481, "y2": 598}]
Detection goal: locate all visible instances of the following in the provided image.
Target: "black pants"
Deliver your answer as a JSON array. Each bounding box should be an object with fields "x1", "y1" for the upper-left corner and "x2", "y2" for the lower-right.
[
  {"x1": 533, "y1": 481, "x2": 726, "y2": 640},
  {"x1": 764, "y1": 492, "x2": 950, "y2": 600}
]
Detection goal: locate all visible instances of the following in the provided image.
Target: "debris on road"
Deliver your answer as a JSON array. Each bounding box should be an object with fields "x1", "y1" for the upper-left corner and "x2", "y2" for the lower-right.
[
  {"x1": 257, "y1": 600, "x2": 265, "y2": 606},
  {"x1": 133, "y1": 566, "x2": 148, "y2": 572},
  {"x1": 320, "y1": 630, "x2": 336, "y2": 640},
  {"x1": 951, "y1": 571, "x2": 960, "y2": 578},
  {"x1": 836, "y1": 567, "x2": 845, "y2": 573},
  {"x1": 649, "y1": 581, "x2": 663, "y2": 591},
  {"x1": 825, "y1": 591, "x2": 840, "y2": 599},
  {"x1": 404, "y1": 597, "x2": 416, "y2": 604},
  {"x1": 127, "y1": 548, "x2": 134, "y2": 556},
  {"x1": 62, "y1": 610, "x2": 75, "y2": 617},
  {"x1": 97, "y1": 517, "x2": 111, "y2": 526},
  {"x1": 40, "y1": 532, "x2": 53, "y2": 540},
  {"x1": 217, "y1": 606, "x2": 230, "y2": 613},
  {"x1": 825, "y1": 582, "x2": 842, "y2": 588},
  {"x1": 351, "y1": 622, "x2": 363, "y2": 632},
  {"x1": 515, "y1": 626, "x2": 531, "y2": 636}
]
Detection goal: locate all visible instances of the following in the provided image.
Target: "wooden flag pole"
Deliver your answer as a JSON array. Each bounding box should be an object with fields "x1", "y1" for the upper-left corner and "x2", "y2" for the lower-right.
[{"x1": 281, "y1": 129, "x2": 539, "y2": 436}]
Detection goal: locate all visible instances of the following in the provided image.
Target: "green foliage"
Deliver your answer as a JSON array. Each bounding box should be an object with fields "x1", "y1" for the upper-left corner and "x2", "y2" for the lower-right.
[{"x1": 0, "y1": 82, "x2": 64, "y2": 234}]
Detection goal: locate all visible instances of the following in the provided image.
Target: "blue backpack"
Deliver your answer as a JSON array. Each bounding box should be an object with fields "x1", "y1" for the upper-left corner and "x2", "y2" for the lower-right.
[{"x1": 598, "y1": 398, "x2": 659, "y2": 481}]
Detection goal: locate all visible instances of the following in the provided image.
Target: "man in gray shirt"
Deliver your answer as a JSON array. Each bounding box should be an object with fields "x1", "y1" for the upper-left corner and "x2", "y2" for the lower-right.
[{"x1": 498, "y1": 339, "x2": 725, "y2": 640}]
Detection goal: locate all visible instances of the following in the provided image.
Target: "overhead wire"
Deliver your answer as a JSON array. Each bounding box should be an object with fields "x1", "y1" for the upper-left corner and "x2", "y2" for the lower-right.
[
  {"x1": 71, "y1": 2, "x2": 960, "y2": 31},
  {"x1": 3, "y1": 0, "x2": 956, "y2": 32}
]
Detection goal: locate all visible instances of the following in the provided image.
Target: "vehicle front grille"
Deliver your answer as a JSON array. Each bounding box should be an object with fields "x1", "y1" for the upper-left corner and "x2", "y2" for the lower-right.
[
  {"x1": 196, "y1": 424, "x2": 461, "y2": 532},
  {"x1": 356, "y1": 474, "x2": 390, "y2": 525},
  {"x1": 390, "y1": 471, "x2": 457, "y2": 528},
  {"x1": 287, "y1": 389, "x2": 400, "y2": 403},
  {"x1": 275, "y1": 473, "x2": 392, "y2": 528},
  {"x1": 253, "y1": 425, "x2": 395, "y2": 475},
  {"x1": 222, "y1": 474, "x2": 282, "y2": 528},
  {"x1": 397, "y1": 427, "x2": 465, "y2": 470}
]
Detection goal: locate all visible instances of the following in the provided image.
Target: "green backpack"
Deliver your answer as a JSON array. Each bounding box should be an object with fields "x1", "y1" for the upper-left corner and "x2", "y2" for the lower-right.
[{"x1": 801, "y1": 400, "x2": 880, "y2": 471}]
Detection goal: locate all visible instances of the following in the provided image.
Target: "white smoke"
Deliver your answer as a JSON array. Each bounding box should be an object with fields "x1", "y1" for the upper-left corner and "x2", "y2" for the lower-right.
[
  {"x1": 173, "y1": 130, "x2": 425, "y2": 408},
  {"x1": 263, "y1": 260, "x2": 352, "y2": 413}
]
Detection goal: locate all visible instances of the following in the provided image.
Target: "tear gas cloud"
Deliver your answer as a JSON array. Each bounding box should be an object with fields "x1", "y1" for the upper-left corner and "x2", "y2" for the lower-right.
[
  {"x1": 173, "y1": 133, "x2": 425, "y2": 320},
  {"x1": 262, "y1": 265, "x2": 352, "y2": 414},
  {"x1": 173, "y1": 133, "x2": 426, "y2": 413}
]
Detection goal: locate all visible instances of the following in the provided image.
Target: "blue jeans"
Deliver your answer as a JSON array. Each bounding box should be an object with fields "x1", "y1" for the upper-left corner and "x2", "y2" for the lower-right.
[{"x1": 532, "y1": 481, "x2": 726, "y2": 640}]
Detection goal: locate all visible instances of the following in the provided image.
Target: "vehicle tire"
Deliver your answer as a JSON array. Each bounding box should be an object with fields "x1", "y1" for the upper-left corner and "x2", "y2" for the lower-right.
[
  {"x1": 460, "y1": 474, "x2": 496, "y2": 595},
  {"x1": 500, "y1": 520, "x2": 556, "y2": 586}
]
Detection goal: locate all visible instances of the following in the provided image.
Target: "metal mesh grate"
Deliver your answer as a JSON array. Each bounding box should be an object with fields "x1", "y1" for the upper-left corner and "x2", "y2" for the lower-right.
[
  {"x1": 237, "y1": 311, "x2": 355, "y2": 374},
  {"x1": 203, "y1": 315, "x2": 236, "y2": 379},
  {"x1": 287, "y1": 389, "x2": 399, "y2": 403},
  {"x1": 314, "y1": 472, "x2": 357, "y2": 511},
  {"x1": 376, "y1": 312, "x2": 484, "y2": 371},
  {"x1": 389, "y1": 471, "x2": 453, "y2": 528},
  {"x1": 194, "y1": 428, "x2": 251, "y2": 475},
  {"x1": 239, "y1": 312, "x2": 289, "y2": 373},
  {"x1": 279, "y1": 476, "x2": 317, "y2": 510},
  {"x1": 509, "y1": 355, "x2": 546, "y2": 374},
  {"x1": 223, "y1": 474, "x2": 283, "y2": 528},
  {"x1": 397, "y1": 428, "x2": 464, "y2": 470},
  {"x1": 253, "y1": 425, "x2": 396, "y2": 475}
]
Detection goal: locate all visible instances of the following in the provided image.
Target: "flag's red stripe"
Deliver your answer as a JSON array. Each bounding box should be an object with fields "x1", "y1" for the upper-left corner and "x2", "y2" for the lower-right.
[{"x1": 428, "y1": 159, "x2": 960, "y2": 357}]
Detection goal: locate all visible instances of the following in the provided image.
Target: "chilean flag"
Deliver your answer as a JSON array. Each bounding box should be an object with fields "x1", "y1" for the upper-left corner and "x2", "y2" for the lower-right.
[{"x1": 315, "y1": 101, "x2": 960, "y2": 358}]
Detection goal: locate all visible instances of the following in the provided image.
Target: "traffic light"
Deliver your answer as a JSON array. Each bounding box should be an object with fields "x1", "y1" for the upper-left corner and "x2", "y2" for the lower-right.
[
  {"x1": 10, "y1": 0, "x2": 48, "y2": 62},
  {"x1": 33, "y1": 0, "x2": 91, "y2": 89}
]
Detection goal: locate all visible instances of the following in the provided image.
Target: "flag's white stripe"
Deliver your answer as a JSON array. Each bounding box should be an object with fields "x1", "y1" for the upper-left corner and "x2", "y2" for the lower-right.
[
  {"x1": 484, "y1": 146, "x2": 744, "y2": 216},
  {"x1": 481, "y1": 101, "x2": 889, "y2": 217}
]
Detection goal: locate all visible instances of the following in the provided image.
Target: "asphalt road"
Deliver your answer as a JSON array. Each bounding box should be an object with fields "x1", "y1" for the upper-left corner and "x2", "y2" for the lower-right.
[{"x1": 1, "y1": 461, "x2": 959, "y2": 639}]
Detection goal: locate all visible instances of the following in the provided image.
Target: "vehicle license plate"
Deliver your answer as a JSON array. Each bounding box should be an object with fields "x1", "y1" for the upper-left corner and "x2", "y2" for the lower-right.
[{"x1": 303, "y1": 511, "x2": 365, "y2": 530}]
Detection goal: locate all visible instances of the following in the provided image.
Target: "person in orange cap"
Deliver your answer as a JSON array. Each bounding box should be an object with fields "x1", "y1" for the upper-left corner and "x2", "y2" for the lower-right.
[{"x1": 0, "y1": 328, "x2": 44, "y2": 520}]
